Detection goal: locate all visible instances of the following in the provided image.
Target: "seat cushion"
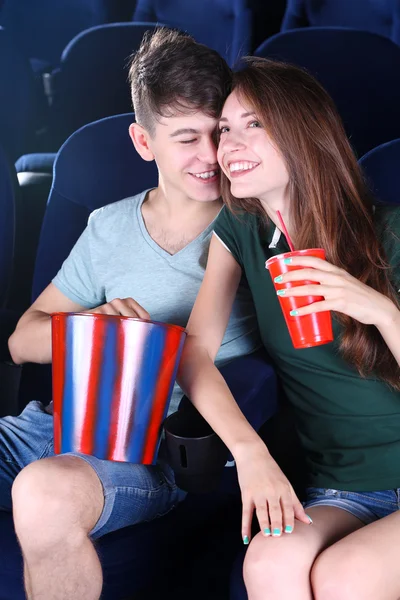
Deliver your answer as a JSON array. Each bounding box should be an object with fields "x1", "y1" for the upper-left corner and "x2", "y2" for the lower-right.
[{"x1": 0, "y1": 490, "x2": 241, "y2": 599}]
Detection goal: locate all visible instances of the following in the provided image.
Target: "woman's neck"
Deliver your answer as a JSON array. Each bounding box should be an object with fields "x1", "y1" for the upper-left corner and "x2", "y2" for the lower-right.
[{"x1": 258, "y1": 188, "x2": 292, "y2": 236}]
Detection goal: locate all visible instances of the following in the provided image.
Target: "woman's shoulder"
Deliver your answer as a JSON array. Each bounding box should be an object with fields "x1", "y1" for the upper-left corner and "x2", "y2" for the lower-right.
[
  {"x1": 215, "y1": 205, "x2": 262, "y2": 235},
  {"x1": 374, "y1": 203, "x2": 400, "y2": 234},
  {"x1": 374, "y1": 205, "x2": 400, "y2": 278}
]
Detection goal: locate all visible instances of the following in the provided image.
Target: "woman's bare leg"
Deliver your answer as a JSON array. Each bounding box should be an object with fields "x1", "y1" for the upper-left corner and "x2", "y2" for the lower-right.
[
  {"x1": 312, "y1": 510, "x2": 400, "y2": 600},
  {"x1": 244, "y1": 506, "x2": 364, "y2": 600}
]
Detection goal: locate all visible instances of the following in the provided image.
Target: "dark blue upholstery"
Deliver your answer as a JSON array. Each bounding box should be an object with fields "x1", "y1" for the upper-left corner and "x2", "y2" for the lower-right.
[
  {"x1": 48, "y1": 22, "x2": 160, "y2": 149},
  {"x1": 0, "y1": 27, "x2": 38, "y2": 162},
  {"x1": 133, "y1": 0, "x2": 252, "y2": 67},
  {"x1": 227, "y1": 137, "x2": 400, "y2": 600},
  {"x1": 0, "y1": 143, "x2": 16, "y2": 308},
  {"x1": 359, "y1": 139, "x2": 400, "y2": 205},
  {"x1": 0, "y1": 0, "x2": 112, "y2": 73},
  {"x1": 230, "y1": 547, "x2": 247, "y2": 599},
  {"x1": 0, "y1": 350, "x2": 276, "y2": 598},
  {"x1": 282, "y1": 0, "x2": 400, "y2": 46},
  {"x1": 0, "y1": 112, "x2": 278, "y2": 597},
  {"x1": 32, "y1": 113, "x2": 157, "y2": 301},
  {"x1": 254, "y1": 27, "x2": 400, "y2": 157}
]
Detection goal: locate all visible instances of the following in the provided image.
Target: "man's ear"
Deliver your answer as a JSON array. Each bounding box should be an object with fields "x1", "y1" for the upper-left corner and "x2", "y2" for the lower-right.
[{"x1": 129, "y1": 123, "x2": 155, "y2": 161}]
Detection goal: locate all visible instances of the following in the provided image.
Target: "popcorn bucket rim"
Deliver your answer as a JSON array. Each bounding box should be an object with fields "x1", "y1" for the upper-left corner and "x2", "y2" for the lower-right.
[{"x1": 51, "y1": 312, "x2": 187, "y2": 335}]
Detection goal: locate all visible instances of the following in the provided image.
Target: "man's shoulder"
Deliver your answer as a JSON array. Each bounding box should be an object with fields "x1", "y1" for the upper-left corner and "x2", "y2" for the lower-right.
[{"x1": 88, "y1": 189, "x2": 149, "y2": 226}]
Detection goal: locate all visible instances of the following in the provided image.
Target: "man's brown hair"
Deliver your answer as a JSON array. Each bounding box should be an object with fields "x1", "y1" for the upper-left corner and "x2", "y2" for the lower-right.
[{"x1": 128, "y1": 27, "x2": 232, "y2": 136}]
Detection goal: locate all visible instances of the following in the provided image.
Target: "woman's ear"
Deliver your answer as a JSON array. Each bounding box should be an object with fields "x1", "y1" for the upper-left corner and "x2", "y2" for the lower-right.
[{"x1": 129, "y1": 123, "x2": 155, "y2": 162}]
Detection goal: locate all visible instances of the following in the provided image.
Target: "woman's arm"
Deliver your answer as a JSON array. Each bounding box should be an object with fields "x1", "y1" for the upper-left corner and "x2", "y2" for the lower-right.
[
  {"x1": 179, "y1": 235, "x2": 310, "y2": 542},
  {"x1": 178, "y1": 235, "x2": 262, "y2": 453}
]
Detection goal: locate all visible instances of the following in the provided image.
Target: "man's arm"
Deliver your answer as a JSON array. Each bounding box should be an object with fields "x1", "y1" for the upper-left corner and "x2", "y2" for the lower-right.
[
  {"x1": 8, "y1": 283, "x2": 87, "y2": 365},
  {"x1": 8, "y1": 284, "x2": 151, "y2": 365}
]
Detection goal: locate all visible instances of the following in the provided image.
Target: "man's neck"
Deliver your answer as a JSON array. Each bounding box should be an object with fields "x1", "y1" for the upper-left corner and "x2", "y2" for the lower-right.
[{"x1": 141, "y1": 188, "x2": 222, "y2": 255}]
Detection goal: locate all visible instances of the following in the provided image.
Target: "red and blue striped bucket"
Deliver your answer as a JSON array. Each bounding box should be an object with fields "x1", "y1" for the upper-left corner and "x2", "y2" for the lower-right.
[{"x1": 51, "y1": 313, "x2": 186, "y2": 464}]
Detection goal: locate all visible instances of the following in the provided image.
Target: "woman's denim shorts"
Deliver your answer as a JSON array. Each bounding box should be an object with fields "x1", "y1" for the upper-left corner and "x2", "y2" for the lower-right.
[{"x1": 304, "y1": 487, "x2": 400, "y2": 525}]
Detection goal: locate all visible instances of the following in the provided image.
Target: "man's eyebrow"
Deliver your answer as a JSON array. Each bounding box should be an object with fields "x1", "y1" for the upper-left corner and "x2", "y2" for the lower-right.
[
  {"x1": 219, "y1": 112, "x2": 256, "y2": 122},
  {"x1": 169, "y1": 128, "x2": 199, "y2": 137}
]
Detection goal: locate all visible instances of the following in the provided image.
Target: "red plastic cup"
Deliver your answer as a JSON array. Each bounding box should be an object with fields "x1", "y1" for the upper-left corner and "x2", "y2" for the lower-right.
[{"x1": 265, "y1": 249, "x2": 333, "y2": 349}]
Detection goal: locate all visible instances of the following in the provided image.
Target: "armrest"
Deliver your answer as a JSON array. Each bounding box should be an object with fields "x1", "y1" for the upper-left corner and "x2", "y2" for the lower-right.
[
  {"x1": 179, "y1": 350, "x2": 277, "y2": 432},
  {"x1": 0, "y1": 309, "x2": 22, "y2": 417},
  {"x1": 176, "y1": 350, "x2": 278, "y2": 493},
  {"x1": 218, "y1": 350, "x2": 278, "y2": 432}
]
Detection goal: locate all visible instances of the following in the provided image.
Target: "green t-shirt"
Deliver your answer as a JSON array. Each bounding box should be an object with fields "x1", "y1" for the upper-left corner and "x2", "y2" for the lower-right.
[{"x1": 214, "y1": 204, "x2": 400, "y2": 491}]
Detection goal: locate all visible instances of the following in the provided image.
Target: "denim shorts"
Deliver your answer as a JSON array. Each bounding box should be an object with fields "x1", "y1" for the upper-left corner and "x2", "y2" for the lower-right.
[
  {"x1": 304, "y1": 486, "x2": 400, "y2": 525},
  {"x1": 0, "y1": 401, "x2": 186, "y2": 539}
]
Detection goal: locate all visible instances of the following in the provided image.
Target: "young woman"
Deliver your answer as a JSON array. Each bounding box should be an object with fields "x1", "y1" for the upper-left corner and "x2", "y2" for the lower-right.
[{"x1": 177, "y1": 57, "x2": 400, "y2": 600}]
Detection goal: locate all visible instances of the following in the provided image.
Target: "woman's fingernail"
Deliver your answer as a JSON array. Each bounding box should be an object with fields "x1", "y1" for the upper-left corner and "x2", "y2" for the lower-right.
[
  {"x1": 274, "y1": 275, "x2": 283, "y2": 283},
  {"x1": 243, "y1": 535, "x2": 249, "y2": 545},
  {"x1": 283, "y1": 258, "x2": 292, "y2": 265},
  {"x1": 284, "y1": 525, "x2": 293, "y2": 533},
  {"x1": 272, "y1": 528, "x2": 281, "y2": 537},
  {"x1": 290, "y1": 309, "x2": 299, "y2": 316},
  {"x1": 277, "y1": 289, "x2": 286, "y2": 296},
  {"x1": 263, "y1": 528, "x2": 271, "y2": 536},
  {"x1": 307, "y1": 515, "x2": 313, "y2": 524}
]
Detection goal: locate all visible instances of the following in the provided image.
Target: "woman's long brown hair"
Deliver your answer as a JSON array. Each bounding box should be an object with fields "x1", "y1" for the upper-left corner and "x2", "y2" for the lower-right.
[{"x1": 221, "y1": 57, "x2": 400, "y2": 390}]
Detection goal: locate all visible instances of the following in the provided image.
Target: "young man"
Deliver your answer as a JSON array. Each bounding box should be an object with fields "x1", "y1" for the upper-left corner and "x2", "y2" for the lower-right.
[{"x1": 1, "y1": 28, "x2": 260, "y2": 600}]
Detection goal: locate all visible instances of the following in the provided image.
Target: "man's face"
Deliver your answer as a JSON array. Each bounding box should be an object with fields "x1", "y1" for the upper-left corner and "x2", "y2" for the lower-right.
[{"x1": 147, "y1": 111, "x2": 221, "y2": 203}]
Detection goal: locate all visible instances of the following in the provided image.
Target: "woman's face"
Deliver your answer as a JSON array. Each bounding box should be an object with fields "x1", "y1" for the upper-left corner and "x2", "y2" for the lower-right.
[{"x1": 217, "y1": 90, "x2": 289, "y2": 205}]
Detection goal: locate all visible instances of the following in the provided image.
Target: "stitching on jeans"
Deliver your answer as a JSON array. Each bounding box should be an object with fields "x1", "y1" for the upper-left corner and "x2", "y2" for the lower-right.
[
  {"x1": 341, "y1": 491, "x2": 397, "y2": 507},
  {"x1": 304, "y1": 500, "x2": 376, "y2": 523},
  {"x1": 37, "y1": 440, "x2": 54, "y2": 460}
]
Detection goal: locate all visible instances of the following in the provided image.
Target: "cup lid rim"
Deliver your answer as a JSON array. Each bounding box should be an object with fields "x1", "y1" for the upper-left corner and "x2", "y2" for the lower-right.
[
  {"x1": 51, "y1": 312, "x2": 187, "y2": 334},
  {"x1": 265, "y1": 248, "x2": 325, "y2": 266}
]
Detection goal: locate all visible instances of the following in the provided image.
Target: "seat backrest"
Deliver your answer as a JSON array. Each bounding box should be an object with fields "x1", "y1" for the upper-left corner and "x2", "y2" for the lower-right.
[
  {"x1": 49, "y1": 22, "x2": 159, "y2": 148},
  {"x1": 255, "y1": 27, "x2": 400, "y2": 157},
  {"x1": 32, "y1": 113, "x2": 158, "y2": 301},
  {"x1": 0, "y1": 142, "x2": 16, "y2": 308},
  {"x1": 359, "y1": 139, "x2": 400, "y2": 205},
  {"x1": 281, "y1": 0, "x2": 400, "y2": 45},
  {"x1": 0, "y1": 27, "x2": 37, "y2": 161},
  {"x1": 133, "y1": 0, "x2": 252, "y2": 66},
  {"x1": 0, "y1": 0, "x2": 110, "y2": 70}
]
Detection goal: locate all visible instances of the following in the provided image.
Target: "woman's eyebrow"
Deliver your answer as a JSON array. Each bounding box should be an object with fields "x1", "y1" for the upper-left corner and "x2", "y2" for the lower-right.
[{"x1": 218, "y1": 112, "x2": 256, "y2": 122}]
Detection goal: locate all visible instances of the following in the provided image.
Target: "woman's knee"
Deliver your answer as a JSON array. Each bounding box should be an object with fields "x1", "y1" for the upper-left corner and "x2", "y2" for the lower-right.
[
  {"x1": 12, "y1": 456, "x2": 103, "y2": 543},
  {"x1": 243, "y1": 531, "x2": 314, "y2": 595}
]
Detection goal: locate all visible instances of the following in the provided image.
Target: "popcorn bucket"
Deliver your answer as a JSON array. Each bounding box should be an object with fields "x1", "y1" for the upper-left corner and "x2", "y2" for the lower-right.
[{"x1": 51, "y1": 312, "x2": 186, "y2": 464}]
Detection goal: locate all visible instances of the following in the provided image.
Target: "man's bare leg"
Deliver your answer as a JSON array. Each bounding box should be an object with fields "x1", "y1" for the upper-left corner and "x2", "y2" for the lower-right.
[{"x1": 12, "y1": 456, "x2": 104, "y2": 600}]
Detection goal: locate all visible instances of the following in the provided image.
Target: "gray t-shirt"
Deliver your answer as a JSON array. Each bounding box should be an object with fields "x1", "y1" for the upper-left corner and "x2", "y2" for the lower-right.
[{"x1": 53, "y1": 190, "x2": 261, "y2": 414}]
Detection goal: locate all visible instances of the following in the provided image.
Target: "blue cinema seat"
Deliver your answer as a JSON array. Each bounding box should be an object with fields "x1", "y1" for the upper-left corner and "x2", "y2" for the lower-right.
[
  {"x1": 0, "y1": 27, "x2": 40, "y2": 162},
  {"x1": 0, "y1": 143, "x2": 15, "y2": 308},
  {"x1": 228, "y1": 138, "x2": 400, "y2": 600},
  {"x1": 255, "y1": 27, "x2": 400, "y2": 158},
  {"x1": 0, "y1": 113, "x2": 277, "y2": 598},
  {"x1": 46, "y1": 22, "x2": 160, "y2": 150},
  {"x1": 0, "y1": 144, "x2": 21, "y2": 418},
  {"x1": 282, "y1": 0, "x2": 400, "y2": 46},
  {"x1": 133, "y1": 0, "x2": 252, "y2": 67},
  {"x1": 359, "y1": 139, "x2": 400, "y2": 205},
  {"x1": 0, "y1": 0, "x2": 113, "y2": 74}
]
